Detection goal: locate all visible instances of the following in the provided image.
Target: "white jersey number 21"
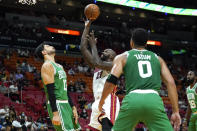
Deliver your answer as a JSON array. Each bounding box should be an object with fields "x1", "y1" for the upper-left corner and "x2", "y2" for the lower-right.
[{"x1": 138, "y1": 61, "x2": 152, "y2": 78}]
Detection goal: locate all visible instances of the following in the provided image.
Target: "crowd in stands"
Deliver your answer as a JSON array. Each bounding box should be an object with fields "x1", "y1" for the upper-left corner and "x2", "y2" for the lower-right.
[
  {"x1": 0, "y1": 49, "x2": 51, "y2": 131},
  {"x1": 0, "y1": 46, "x2": 128, "y2": 130},
  {"x1": 1, "y1": 46, "x2": 195, "y2": 130},
  {"x1": 0, "y1": 11, "x2": 197, "y2": 130},
  {"x1": 0, "y1": 10, "x2": 131, "y2": 54}
]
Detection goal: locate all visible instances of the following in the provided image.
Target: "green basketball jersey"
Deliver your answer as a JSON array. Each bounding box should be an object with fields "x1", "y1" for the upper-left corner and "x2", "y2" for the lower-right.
[
  {"x1": 42, "y1": 61, "x2": 68, "y2": 101},
  {"x1": 186, "y1": 83, "x2": 197, "y2": 113},
  {"x1": 123, "y1": 49, "x2": 161, "y2": 94}
]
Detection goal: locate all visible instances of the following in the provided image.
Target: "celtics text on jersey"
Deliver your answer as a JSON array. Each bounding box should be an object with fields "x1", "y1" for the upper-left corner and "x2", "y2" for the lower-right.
[
  {"x1": 42, "y1": 61, "x2": 68, "y2": 101},
  {"x1": 186, "y1": 83, "x2": 197, "y2": 113}
]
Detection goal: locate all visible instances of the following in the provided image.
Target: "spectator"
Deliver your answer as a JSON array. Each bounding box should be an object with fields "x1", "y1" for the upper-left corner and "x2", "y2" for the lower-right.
[
  {"x1": 16, "y1": 60, "x2": 21, "y2": 71},
  {"x1": 27, "y1": 63, "x2": 35, "y2": 73},
  {"x1": 9, "y1": 82, "x2": 19, "y2": 102},
  {"x1": 15, "y1": 70, "x2": 24, "y2": 81},
  {"x1": 33, "y1": 70, "x2": 41, "y2": 81},
  {"x1": 78, "y1": 78, "x2": 86, "y2": 89},
  {"x1": 0, "y1": 70, "x2": 7, "y2": 81},
  {"x1": 75, "y1": 80, "x2": 82, "y2": 93},
  {"x1": 73, "y1": 64, "x2": 78, "y2": 73},
  {"x1": 5, "y1": 48, "x2": 12, "y2": 60},
  {"x1": 84, "y1": 102, "x2": 92, "y2": 110},
  {"x1": 17, "y1": 48, "x2": 22, "y2": 57},
  {"x1": 9, "y1": 106, "x2": 16, "y2": 122},
  {"x1": 68, "y1": 67, "x2": 75, "y2": 76},
  {"x1": 21, "y1": 60, "x2": 28, "y2": 72},
  {"x1": 12, "y1": 116, "x2": 22, "y2": 130},
  {"x1": 82, "y1": 65, "x2": 89, "y2": 72},
  {"x1": 12, "y1": 116, "x2": 32, "y2": 131},
  {"x1": 84, "y1": 67, "x2": 93, "y2": 77},
  {"x1": 19, "y1": 112, "x2": 28, "y2": 131},
  {"x1": 26, "y1": 116, "x2": 33, "y2": 130},
  {"x1": 78, "y1": 96, "x2": 87, "y2": 109},
  {"x1": 0, "y1": 81, "x2": 8, "y2": 95},
  {"x1": 9, "y1": 72, "x2": 15, "y2": 82},
  {"x1": 31, "y1": 117, "x2": 48, "y2": 131},
  {"x1": 78, "y1": 63, "x2": 83, "y2": 73},
  {"x1": 4, "y1": 115, "x2": 13, "y2": 131},
  {"x1": 68, "y1": 80, "x2": 75, "y2": 92},
  {"x1": 24, "y1": 49, "x2": 30, "y2": 58},
  {"x1": 9, "y1": 82, "x2": 18, "y2": 94},
  {"x1": 0, "y1": 106, "x2": 9, "y2": 125},
  {"x1": 80, "y1": 109, "x2": 88, "y2": 119},
  {"x1": 19, "y1": 112, "x2": 27, "y2": 121}
]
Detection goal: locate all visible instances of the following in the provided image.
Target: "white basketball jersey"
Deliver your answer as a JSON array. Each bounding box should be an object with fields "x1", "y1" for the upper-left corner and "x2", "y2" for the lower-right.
[{"x1": 93, "y1": 70, "x2": 109, "y2": 100}]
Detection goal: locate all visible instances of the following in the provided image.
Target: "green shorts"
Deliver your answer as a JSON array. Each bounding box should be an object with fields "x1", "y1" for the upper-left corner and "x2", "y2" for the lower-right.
[
  {"x1": 47, "y1": 100, "x2": 81, "y2": 131},
  {"x1": 113, "y1": 90, "x2": 173, "y2": 131},
  {"x1": 188, "y1": 113, "x2": 197, "y2": 131}
]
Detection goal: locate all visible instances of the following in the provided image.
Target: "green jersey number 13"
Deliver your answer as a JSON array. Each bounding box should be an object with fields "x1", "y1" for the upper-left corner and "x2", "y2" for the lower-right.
[{"x1": 138, "y1": 61, "x2": 152, "y2": 78}]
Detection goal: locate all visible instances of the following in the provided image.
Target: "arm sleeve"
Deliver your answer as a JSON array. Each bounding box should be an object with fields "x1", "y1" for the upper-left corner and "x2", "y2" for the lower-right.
[{"x1": 46, "y1": 83, "x2": 58, "y2": 112}]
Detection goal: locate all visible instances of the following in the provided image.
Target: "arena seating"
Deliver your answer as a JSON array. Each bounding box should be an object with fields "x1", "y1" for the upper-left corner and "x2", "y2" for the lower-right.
[
  {"x1": 1, "y1": 51, "x2": 95, "y2": 130},
  {"x1": 0, "y1": 51, "x2": 187, "y2": 130}
]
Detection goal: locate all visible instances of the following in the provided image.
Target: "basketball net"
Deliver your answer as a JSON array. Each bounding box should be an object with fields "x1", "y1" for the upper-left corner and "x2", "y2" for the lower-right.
[{"x1": 18, "y1": 0, "x2": 37, "y2": 5}]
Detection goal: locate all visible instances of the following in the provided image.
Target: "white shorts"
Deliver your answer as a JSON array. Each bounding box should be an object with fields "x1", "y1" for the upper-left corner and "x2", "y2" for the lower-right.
[{"x1": 88, "y1": 94, "x2": 120, "y2": 130}]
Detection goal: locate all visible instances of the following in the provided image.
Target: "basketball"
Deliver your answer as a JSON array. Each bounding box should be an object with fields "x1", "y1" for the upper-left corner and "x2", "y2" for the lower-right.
[{"x1": 84, "y1": 4, "x2": 100, "y2": 21}]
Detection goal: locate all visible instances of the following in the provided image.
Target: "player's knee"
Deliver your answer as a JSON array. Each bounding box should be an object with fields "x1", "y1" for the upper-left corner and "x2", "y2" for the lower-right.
[{"x1": 101, "y1": 117, "x2": 113, "y2": 131}]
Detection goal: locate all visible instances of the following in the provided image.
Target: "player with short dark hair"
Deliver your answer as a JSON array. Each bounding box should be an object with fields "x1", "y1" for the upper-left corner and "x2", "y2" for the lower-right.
[
  {"x1": 80, "y1": 20, "x2": 120, "y2": 131},
  {"x1": 99, "y1": 28, "x2": 181, "y2": 131},
  {"x1": 183, "y1": 70, "x2": 197, "y2": 131},
  {"x1": 34, "y1": 44, "x2": 80, "y2": 131}
]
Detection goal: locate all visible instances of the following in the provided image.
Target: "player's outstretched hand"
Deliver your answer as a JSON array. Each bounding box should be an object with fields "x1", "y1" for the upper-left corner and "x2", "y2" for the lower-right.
[
  {"x1": 72, "y1": 106, "x2": 78, "y2": 124},
  {"x1": 52, "y1": 112, "x2": 61, "y2": 126},
  {"x1": 170, "y1": 112, "x2": 181, "y2": 131},
  {"x1": 84, "y1": 19, "x2": 92, "y2": 27},
  {"x1": 87, "y1": 31, "x2": 97, "y2": 46}
]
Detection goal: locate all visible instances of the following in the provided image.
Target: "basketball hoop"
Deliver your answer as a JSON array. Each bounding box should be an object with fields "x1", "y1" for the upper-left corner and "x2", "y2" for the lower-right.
[{"x1": 18, "y1": 0, "x2": 37, "y2": 5}]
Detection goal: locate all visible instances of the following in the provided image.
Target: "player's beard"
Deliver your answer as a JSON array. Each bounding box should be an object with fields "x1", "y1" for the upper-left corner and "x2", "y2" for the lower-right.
[
  {"x1": 101, "y1": 55, "x2": 107, "y2": 61},
  {"x1": 187, "y1": 78, "x2": 195, "y2": 85},
  {"x1": 101, "y1": 54, "x2": 109, "y2": 61}
]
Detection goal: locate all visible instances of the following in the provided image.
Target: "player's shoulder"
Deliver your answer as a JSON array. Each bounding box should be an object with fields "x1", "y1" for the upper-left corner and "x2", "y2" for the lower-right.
[
  {"x1": 41, "y1": 61, "x2": 53, "y2": 70},
  {"x1": 186, "y1": 86, "x2": 190, "y2": 91},
  {"x1": 145, "y1": 50, "x2": 159, "y2": 59},
  {"x1": 114, "y1": 51, "x2": 128, "y2": 61},
  {"x1": 151, "y1": 51, "x2": 159, "y2": 59},
  {"x1": 194, "y1": 83, "x2": 197, "y2": 88}
]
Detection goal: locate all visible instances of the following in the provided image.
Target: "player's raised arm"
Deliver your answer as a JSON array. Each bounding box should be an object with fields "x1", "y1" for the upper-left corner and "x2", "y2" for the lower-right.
[
  {"x1": 88, "y1": 31, "x2": 113, "y2": 71},
  {"x1": 80, "y1": 20, "x2": 95, "y2": 67},
  {"x1": 159, "y1": 56, "x2": 181, "y2": 131},
  {"x1": 41, "y1": 62, "x2": 60, "y2": 125},
  {"x1": 99, "y1": 54, "x2": 127, "y2": 111}
]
